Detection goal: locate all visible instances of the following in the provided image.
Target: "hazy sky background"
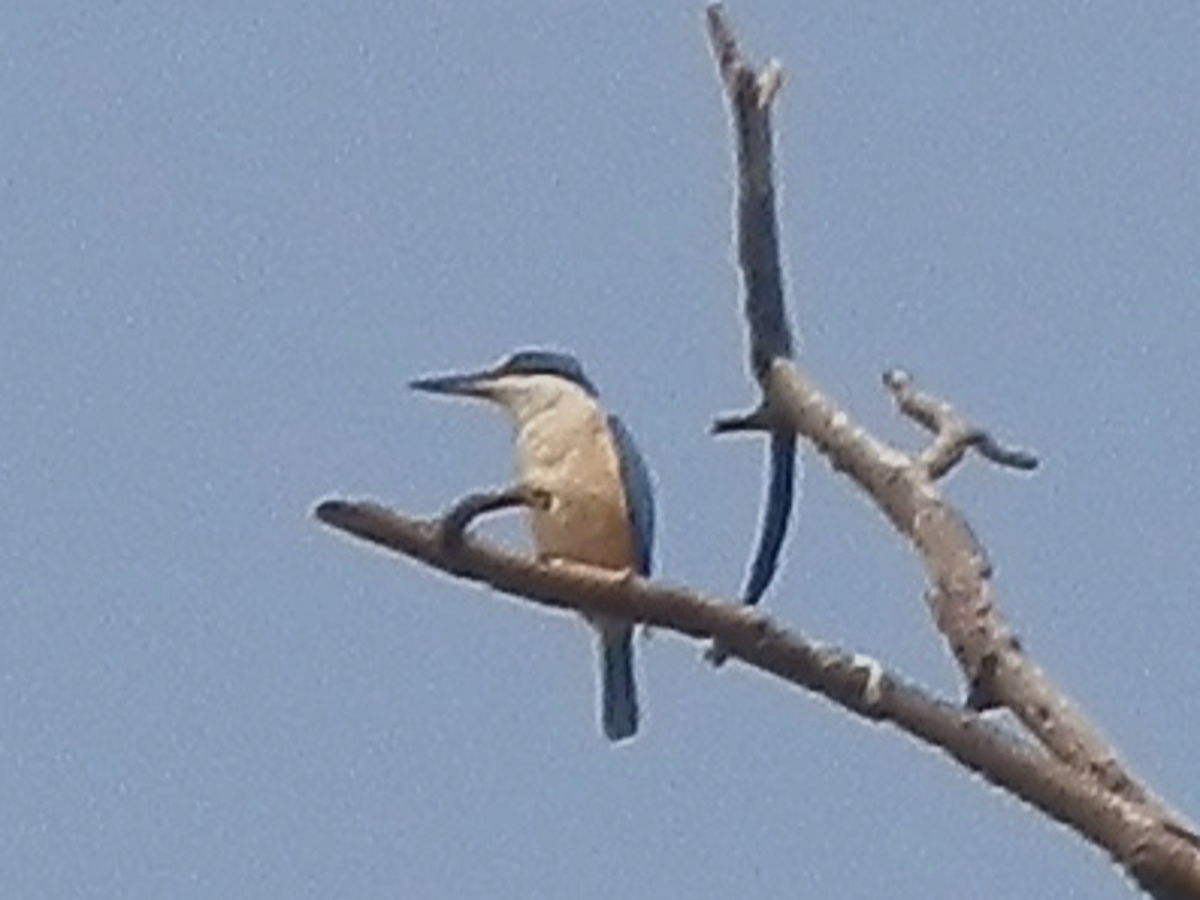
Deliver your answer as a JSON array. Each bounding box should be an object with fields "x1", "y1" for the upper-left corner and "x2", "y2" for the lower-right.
[{"x1": 3, "y1": 2, "x2": 1198, "y2": 897}]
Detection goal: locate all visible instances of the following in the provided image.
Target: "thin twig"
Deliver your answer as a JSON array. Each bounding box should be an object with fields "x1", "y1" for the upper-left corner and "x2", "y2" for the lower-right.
[
  {"x1": 438, "y1": 485, "x2": 550, "y2": 548},
  {"x1": 883, "y1": 368, "x2": 1039, "y2": 479}
]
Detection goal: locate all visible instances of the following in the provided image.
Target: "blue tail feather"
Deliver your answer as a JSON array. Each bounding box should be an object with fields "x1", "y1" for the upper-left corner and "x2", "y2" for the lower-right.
[{"x1": 600, "y1": 629, "x2": 638, "y2": 741}]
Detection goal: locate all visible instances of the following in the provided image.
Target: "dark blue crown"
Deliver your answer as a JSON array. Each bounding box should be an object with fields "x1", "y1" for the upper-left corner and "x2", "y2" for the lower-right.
[{"x1": 495, "y1": 349, "x2": 597, "y2": 396}]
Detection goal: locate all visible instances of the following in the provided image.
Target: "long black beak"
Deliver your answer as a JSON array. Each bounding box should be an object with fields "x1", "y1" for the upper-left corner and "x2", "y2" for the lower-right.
[{"x1": 408, "y1": 369, "x2": 494, "y2": 398}]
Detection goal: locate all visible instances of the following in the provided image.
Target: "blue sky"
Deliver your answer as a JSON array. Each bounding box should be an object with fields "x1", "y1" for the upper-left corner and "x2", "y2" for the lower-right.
[{"x1": 3, "y1": 2, "x2": 1198, "y2": 897}]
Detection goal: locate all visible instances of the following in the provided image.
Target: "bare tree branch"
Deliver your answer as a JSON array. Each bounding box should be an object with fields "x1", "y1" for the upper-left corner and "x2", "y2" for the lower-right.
[
  {"x1": 703, "y1": 3, "x2": 1197, "y2": 894},
  {"x1": 314, "y1": 498, "x2": 1200, "y2": 897},
  {"x1": 707, "y1": 4, "x2": 800, "y2": 609},
  {"x1": 314, "y1": 5, "x2": 1200, "y2": 895}
]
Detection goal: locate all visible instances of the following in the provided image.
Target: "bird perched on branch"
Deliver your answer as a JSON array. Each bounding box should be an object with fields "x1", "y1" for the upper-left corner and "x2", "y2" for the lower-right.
[{"x1": 410, "y1": 349, "x2": 655, "y2": 742}]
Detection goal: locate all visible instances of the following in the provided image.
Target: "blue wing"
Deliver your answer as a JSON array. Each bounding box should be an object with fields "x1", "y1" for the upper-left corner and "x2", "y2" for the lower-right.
[
  {"x1": 607, "y1": 414, "x2": 655, "y2": 576},
  {"x1": 742, "y1": 431, "x2": 796, "y2": 605}
]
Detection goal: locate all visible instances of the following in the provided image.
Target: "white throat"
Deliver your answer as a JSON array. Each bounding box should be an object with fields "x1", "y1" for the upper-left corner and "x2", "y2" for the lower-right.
[{"x1": 486, "y1": 373, "x2": 598, "y2": 428}]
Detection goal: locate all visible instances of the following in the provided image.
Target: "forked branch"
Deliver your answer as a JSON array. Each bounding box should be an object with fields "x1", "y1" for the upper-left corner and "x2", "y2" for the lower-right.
[
  {"x1": 703, "y1": 3, "x2": 1196, "y2": 895},
  {"x1": 313, "y1": 6, "x2": 1200, "y2": 896}
]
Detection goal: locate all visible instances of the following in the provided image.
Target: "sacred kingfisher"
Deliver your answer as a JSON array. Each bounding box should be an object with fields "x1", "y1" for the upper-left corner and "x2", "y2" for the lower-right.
[{"x1": 410, "y1": 349, "x2": 655, "y2": 742}]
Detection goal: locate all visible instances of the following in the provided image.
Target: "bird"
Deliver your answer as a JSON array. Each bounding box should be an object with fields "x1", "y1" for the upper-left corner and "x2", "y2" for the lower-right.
[{"x1": 410, "y1": 349, "x2": 655, "y2": 742}]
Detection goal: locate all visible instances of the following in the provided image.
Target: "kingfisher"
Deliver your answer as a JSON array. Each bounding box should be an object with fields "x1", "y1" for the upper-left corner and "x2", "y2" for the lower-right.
[{"x1": 410, "y1": 349, "x2": 655, "y2": 742}]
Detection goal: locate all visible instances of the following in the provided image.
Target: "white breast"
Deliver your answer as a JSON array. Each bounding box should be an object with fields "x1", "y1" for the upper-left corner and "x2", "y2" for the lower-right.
[{"x1": 511, "y1": 387, "x2": 635, "y2": 572}]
